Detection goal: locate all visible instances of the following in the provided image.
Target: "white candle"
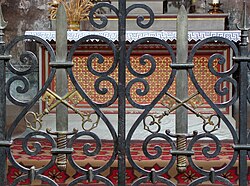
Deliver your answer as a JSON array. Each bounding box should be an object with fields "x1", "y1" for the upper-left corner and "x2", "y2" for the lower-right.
[{"x1": 212, "y1": 0, "x2": 219, "y2": 3}]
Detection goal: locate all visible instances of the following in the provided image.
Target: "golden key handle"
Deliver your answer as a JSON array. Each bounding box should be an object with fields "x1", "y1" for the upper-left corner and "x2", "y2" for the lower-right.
[{"x1": 25, "y1": 112, "x2": 43, "y2": 131}]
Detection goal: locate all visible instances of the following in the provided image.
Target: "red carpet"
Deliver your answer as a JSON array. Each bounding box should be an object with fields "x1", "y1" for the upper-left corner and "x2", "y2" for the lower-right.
[{"x1": 6, "y1": 139, "x2": 249, "y2": 185}]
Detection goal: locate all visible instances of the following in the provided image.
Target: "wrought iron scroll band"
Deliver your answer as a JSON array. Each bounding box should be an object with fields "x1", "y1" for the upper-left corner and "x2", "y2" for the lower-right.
[
  {"x1": 0, "y1": 54, "x2": 11, "y2": 60},
  {"x1": 0, "y1": 140, "x2": 12, "y2": 147},
  {"x1": 89, "y1": 3, "x2": 154, "y2": 30},
  {"x1": 6, "y1": 131, "x2": 58, "y2": 184},
  {"x1": 4, "y1": 35, "x2": 56, "y2": 107},
  {"x1": 67, "y1": 35, "x2": 118, "y2": 107},
  {"x1": 49, "y1": 61, "x2": 74, "y2": 68},
  {"x1": 233, "y1": 56, "x2": 250, "y2": 62},
  {"x1": 233, "y1": 144, "x2": 250, "y2": 150},
  {"x1": 126, "y1": 37, "x2": 176, "y2": 110},
  {"x1": 89, "y1": 3, "x2": 119, "y2": 29},
  {"x1": 188, "y1": 36, "x2": 239, "y2": 108},
  {"x1": 170, "y1": 63, "x2": 194, "y2": 69}
]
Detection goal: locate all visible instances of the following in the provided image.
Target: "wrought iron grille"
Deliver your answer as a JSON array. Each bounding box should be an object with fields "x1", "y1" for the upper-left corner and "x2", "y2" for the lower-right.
[{"x1": 0, "y1": 0, "x2": 249, "y2": 185}]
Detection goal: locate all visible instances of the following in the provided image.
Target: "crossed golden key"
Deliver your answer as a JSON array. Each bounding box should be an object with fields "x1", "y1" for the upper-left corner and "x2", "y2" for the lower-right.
[
  {"x1": 25, "y1": 89, "x2": 100, "y2": 131},
  {"x1": 144, "y1": 92, "x2": 220, "y2": 134}
]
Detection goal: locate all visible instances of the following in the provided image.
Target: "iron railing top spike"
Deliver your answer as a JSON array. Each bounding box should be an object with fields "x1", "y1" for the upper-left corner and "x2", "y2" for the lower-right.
[
  {"x1": 56, "y1": 3, "x2": 67, "y2": 33},
  {"x1": 236, "y1": 0, "x2": 250, "y2": 31},
  {"x1": 180, "y1": 0, "x2": 188, "y2": 11},
  {"x1": 179, "y1": 4, "x2": 187, "y2": 14},
  {"x1": 0, "y1": 4, "x2": 7, "y2": 30}
]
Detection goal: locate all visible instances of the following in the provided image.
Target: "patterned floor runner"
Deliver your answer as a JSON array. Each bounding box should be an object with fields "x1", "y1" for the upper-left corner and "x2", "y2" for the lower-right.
[{"x1": 6, "y1": 139, "x2": 249, "y2": 185}]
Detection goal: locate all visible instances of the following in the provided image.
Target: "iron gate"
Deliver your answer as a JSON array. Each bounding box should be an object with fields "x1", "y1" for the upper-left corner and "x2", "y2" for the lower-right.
[{"x1": 0, "y1": 0, "x2": 249, "y2": 185}]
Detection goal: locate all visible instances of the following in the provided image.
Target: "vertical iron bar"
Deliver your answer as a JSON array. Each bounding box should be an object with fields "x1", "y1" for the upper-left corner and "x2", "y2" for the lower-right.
[
  {"x1": 118, "y1": 0, "x2": 126, "y2": 185},
  {"x1": 176, "y1": 5, "x2": 188, "y2": 173},
  {"x1": 56, "y1": 3, "x2": 68, "y2": 131},
  {"x1": 0, "y1": 4, "x2": 7, "y2": 185},
  {"x1": 238, "y1": 36, "x2": 248, "y2": 186},
  {"x1": 238, "y1": 1, "x2": 249, "y2": 185}
]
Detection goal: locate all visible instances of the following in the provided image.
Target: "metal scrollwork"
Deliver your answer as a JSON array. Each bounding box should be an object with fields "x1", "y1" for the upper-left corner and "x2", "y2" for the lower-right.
[
  {"x1": 2, "y1": 0, "x2": 249, "y2": 185},
  {"x1": 126, "y1": 78, "x2": 150, "y2": 109},
  {"x1": 214, "y1": 76, "x2": 238, "y2": 107},
  {"x1": 128, "y1": 54, "x2": 156, "y2": 78},
  {"x1": 6, "y1": 75, "x2": 30, "y2": 106},
  {"x1": 188, "y1": 36, "x2": 239, "y2": 108},
  {"x1": 208, "y1": 53, "x2": 231, "y2": 77},
  {"x1": 7, "y1": 131, "x2": 57, "y2": 184},
  {"x1": 22, "y1": 131, "x2": 56, "y2": 158},
  {"x1": 67, "y1": 131, "x2": 116, "y2": 185},
  {"x1": 187, "y1": 37, "x2": 239, "y2": 142},
  {"x1": 127, "y1": 133, "x2": 176, "y2": 186},
  {"x1": 127, "y1": 37, "x2": 175, "y2": 78},
  {"x1": 187, "y1": 133, "x2": 238, "y2": 185},
  {"x1": 126, "y1": 37, "x2": 176, "y2": 109},
  {"x1": 126, "y1": 4, "x2": 154, "y2": 29},
  {"x1": 89, "y1": 3, "x2": 118, "y2": 29},
  {"x1": 7, "y1": 51, "x2": 37, "y2": 76},
  {"x1": 207, "y1": 53, "x2": 238, "y2": 107},
  {"x1": 68, "y1": 35, "x2": 118, "y2": 107},
  {"x1": 94, "y1": 76, "x2": 118, "y2": 107},
  {"x1": 66, "y1": 64, "x2": 118, "y2": 135},
  {"x1": 87, "y1": 53, "x2": 117, "y2": 77},
  {"x1": 126, "y1": 36, "x2": 177, "y2": 185},
  {"x1": 4, "y1": 35, "x2": 55, "y2": 106},
  {"x1": 143, "y1": 133, "x2": 176, "y2": 160},
  {"x1": 65, "y1": 64, "x2": 118, "y2": 184},
  {"x1": 188, "y1": 134, "x2": 222, "y2": 165}
]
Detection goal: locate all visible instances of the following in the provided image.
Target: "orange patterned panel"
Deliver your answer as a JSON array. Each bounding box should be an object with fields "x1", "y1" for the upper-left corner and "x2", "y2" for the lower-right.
[
  {"x1": 70, "y1": 56, "x2": 116, "y2": 104},
  {"x1": 190, "y1": 56, "x2": 220, "y2": 103},
  {"x1": 65, "y1": 55, "x2": 220, "y2": 107},
  {"x1": 127, "y1": 56, "x2": 172, "y2": 105}
]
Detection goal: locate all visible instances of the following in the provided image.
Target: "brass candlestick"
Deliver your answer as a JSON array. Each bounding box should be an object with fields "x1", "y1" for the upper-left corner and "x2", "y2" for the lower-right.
[{"x1": 208, "y1": 3, "x2": 223, "y2": 14}]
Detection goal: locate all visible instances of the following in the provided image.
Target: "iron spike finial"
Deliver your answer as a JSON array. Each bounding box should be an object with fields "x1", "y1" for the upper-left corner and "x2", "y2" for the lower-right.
[
  {"x1": 56, "y1": 3, "x2": 67, "y2": 29},
  {"x1": 179, "y1": 0, "x2": 188, "y2": 10},
  {"x1": 242, "y1": 1, "x2": 247, "y2": 29},
  {"x1": 0, "y1": 4, "x2": 7, "y2": 30},
  {"x1": 236, "y1": 0, "x2": 250, "y2": 31}
]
